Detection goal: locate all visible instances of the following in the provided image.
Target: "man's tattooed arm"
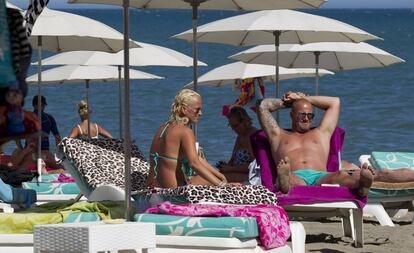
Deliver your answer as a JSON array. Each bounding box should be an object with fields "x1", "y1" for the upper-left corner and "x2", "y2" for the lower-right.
[{"x1": 256, "y1": 98, "x2": 284, "y2": 139}]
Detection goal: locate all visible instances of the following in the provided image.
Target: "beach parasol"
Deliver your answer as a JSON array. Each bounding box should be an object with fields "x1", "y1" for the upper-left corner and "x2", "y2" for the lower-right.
[
  {"x1": 184, "y1": 61, "x2": 334, "y2": 88},
  {"x1": 173, "y1": 9, "x2": 381, "y2": 113},
  {"x1": 68, "y1": 0, "x2": 326, "y2": 92},
  {"x1": 26, "y1": 65, "x2": 162, "y2": 139},
  {"x1": 33, "y1": 41, "x2": 207, "y2": 137},
  {"x1": 29, "y1": 6, "x2": 140, "y2": 181},
  {"x1": 230, "y1": 42, "x2": 405, "y2": 95}
]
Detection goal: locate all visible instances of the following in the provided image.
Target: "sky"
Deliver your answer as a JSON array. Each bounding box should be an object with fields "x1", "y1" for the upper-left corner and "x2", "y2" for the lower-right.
[{"x1": 8, "y1": 0, "x2": 414, "y2": 9}]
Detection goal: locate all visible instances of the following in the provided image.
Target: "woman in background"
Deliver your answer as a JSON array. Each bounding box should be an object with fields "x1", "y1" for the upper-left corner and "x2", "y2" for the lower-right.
[
  {"x1": 217, "y1": 106, "x2": 257, "y2": 183},
  {"x1": 69, "y1": 100, "x2": 112, "y2": 140}
]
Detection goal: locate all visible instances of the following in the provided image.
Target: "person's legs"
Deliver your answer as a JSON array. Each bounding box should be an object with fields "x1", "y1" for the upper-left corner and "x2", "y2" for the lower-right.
[
  {"x1": 317, "y1": 163, "x2": 374, "y2": 196},
  {"x1": 342, "y1": 160, "x2": 414, "y2": 183},
  {"x1": 276, "y1": 157, "x2": 306, "y2": 194},
  {"x1": 374, "y1": 169, "x2": 414, "y2": 183}
]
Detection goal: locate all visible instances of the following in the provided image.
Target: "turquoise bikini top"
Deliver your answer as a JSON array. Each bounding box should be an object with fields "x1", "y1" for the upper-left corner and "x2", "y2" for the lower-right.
[{"x1": 150, "y1": 122, "x2": 193, "y2": 183}]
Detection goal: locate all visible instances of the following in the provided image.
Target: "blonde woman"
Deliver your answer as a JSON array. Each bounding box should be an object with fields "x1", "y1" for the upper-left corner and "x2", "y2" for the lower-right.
[
  {"x1": 146, "y1": 89, "x2": 228, "y2": 188},
  {"x1": 69, "y1": 101, "x2": 112, "y2": 140}
]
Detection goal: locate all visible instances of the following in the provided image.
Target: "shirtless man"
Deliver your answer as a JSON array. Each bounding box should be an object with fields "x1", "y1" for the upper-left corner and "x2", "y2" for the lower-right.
[
  {"x1": 8, "y1": 137, "x2": 60, "y2": 171},
  {"x1": 257, "y1": 91, "x2": 374, "y2": 196}
]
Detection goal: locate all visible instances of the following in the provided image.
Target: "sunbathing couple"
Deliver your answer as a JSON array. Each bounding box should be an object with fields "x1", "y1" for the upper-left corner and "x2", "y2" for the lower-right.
[{"x1": 147, "y1": 89, "x2": 414, "y2": 196}]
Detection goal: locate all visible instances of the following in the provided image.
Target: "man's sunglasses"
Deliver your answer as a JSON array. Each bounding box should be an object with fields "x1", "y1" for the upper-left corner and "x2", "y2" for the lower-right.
[{"x1": 297, "y1": 112, "x2": 315, "y2": 120}]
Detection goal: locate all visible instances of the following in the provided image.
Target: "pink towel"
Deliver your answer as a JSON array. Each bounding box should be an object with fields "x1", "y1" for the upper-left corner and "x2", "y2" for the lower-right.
[
  {"x1": 55, "y1": 174, "x2": 75, "y2": 183},
  {"x1": 146, "y1": 201, "x2": 291, "y2": 250}
]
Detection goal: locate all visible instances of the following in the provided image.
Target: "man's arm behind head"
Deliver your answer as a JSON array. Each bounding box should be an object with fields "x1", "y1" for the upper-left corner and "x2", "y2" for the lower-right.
[
  {"x1": 303, "y1": 95, "x2": 340, "y2": 136},
  {"x1": 256, "y1": 98, "x2": 285, "y2": 147}
]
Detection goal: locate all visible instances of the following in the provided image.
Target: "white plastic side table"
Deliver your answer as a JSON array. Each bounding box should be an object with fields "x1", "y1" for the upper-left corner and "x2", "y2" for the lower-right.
[{"x1": 33, "y1": 221, "x2": 155, "y2": 253}]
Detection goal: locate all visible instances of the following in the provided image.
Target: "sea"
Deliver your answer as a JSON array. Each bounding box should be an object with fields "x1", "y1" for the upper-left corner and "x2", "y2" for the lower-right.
[{"x1": 5, "y1": 8, "x2": 414, "y2": 165}]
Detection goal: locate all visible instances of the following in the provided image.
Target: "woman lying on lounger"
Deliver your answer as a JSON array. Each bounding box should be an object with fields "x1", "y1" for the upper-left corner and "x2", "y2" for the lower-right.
[
  {"x1": 216, "y1": 106, "x2": 257, "y2": 183},
  {"x1": 146, "y1": 89, "x2": 229, "y2": 188}
]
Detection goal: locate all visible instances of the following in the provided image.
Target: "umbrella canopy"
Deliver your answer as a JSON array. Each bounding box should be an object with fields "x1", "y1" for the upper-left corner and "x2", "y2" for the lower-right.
[
  {"x1": 68, "y1": 0, "x2": 326, "y2": 9},
  {"x1": 34, "y1": 41, "x2": 207, "y2": 67},
  {"x1": 26, "y1": 64, "x2": 162, "y2": 141},
  {"x1": 174, "y1": 9, "x2": 381, "y2": 107},
  {"x1": 230, "y1": 42, "x2": 405, "y2": 95},
  {"x1": 184, "y1": 61, "x2": 334, "y2": 88},
  {"x1": 230, "y1": 42, "x2": 405, "y2": 70},
  {"x1": 26, "y1": 65, "x2": 162, "y2": 84},
  {"x1": 173, "y1": 10, "x2": 380, "y2": 46},
  {"x1": 30, "y1": 7, "x2": 139, "y2": 52}
]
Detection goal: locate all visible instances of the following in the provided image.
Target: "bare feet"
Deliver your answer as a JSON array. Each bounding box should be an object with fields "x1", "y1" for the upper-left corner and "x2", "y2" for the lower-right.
[
  {"x1": 276, "y1": 157, "x2": 291, "y2": 194},
  {"x1": 357, "y1": 163, "x2": 375, "y2": 197}
]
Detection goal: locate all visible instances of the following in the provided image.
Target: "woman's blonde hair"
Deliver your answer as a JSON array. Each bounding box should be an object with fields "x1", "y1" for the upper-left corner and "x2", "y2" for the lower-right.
[
  {"x1": 78, "y1": 100, "x2": 90, "y2": 120},
  {"x1": 169, "y1": 89, "x2": 201, "y2": 123}
]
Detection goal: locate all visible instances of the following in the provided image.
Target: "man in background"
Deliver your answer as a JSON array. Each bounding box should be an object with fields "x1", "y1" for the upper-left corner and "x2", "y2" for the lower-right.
[{"x1": 32, "y1": 95, "x2": 61, "y2": 150}]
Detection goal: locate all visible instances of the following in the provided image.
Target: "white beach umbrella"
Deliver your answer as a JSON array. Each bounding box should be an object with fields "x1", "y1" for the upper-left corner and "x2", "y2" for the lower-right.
[
  {"x1": 26, "y1": 65, "x2": 162, "y2": 84},
  {"x1": 36, "y1": 42, "x2": 207, "y2": 67},
  {"x1": 230, "y1": 42, "x2": 405, "y2": 95},
  {"x1": 26, "y1": 65, "x2": 162, "y2": 138},
  {"x1": 184, "y1": 61, "x2": 334, "y2": 88},
  {"x1": 34, "y1": 42, "x2": 207, "y2": 137},
  {"x1": 174, "y1": 9, "x2": 381, "y2": 103},
  {"x1": 30, "y1": 7, "x2": 139, "y2": 53},
  {"x1": 68, "y1": 0, "x2": 326, "y2": 92},
  {"x1": 68, "y1": 0, "x2": 326, "y2": 220},
  {"x1": 29, "y1": 6, "x2": 139, "y2": 180}
]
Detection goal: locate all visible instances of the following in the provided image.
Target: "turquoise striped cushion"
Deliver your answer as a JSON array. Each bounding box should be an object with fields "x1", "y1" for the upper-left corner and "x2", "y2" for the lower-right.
[
  {"x1": 370, "y1": 152, "x2": 414, "y2": 170},
  {"x1": 30, "y1": 174, "x2": 60, "y2": 182},
  {"x1": 64, "y1": 212, "x2": 101, "y2": 223},
  {"x1": 22, "y1": 182, "x2": 80, "y2": 195},
  {"x1": 135, "y1": 213, "x2": 258, "y2": 238}
]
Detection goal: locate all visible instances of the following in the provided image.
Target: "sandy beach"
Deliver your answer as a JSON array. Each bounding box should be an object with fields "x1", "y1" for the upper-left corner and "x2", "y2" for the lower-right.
[{"x1": 287, "y1": 209, "x2": 414, "y2": 253}]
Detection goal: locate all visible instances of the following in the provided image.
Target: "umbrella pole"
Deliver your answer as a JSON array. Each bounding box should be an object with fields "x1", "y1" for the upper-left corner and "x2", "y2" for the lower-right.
[
  {"x1": 314, "y1": 51, "x2": 320, "y2": 118},
  {"x1": 189, "y1": 0, "x2": 201, "y2": 140},
  {"x1": 123, "y1": 0, "x2": 132, "y2": 221},
  {"x1": 85, "y1": 80, "x2": 90, "y2": 140},
  {"x1": 118, "y1": 65, "x2": 123, "y2": 139},
  {"x1": 37, "y1": 36, "x2": 43, "y2": 182},
  {"x1": 314, "y1": 51, "x2": 320, "y2": 96},
  {"x1": 273, "y1": 31, "x2": 281, "y2": 122}
]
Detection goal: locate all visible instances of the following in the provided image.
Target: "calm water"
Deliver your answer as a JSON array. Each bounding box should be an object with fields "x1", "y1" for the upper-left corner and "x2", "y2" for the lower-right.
[{"x1": 6, "y1": 9, "x2": 414, "y2": 164}]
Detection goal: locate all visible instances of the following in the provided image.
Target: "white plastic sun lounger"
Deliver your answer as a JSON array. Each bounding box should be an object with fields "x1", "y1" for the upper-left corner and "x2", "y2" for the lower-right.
[
  {"x1": 283, "y1": 200, "x2": 363, "y2": 247},
  {"x1": 0, "y1": 222, "x2": 305, "y2": 253}
]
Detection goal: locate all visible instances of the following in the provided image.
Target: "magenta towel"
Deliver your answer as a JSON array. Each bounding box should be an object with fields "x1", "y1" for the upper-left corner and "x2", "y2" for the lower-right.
[
  {"x1": 55, "y1": 174, "x2": 75, "y2": 183},
  {"x1": 250, "y1": 128, "x2": 367, "y2": 208},
  {"x1": 277, "y1": 185, "x2": 367, "y2": 208},
  {"x1": 146, "y1": 201, "x2": 291, "y2": 250}
]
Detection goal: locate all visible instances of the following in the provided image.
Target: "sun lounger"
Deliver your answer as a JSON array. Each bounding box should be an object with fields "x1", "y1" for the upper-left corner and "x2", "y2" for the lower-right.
[
  {"x1": 359, "y1": 153, "x2": 414, "y2": 226},
  {"x1": 56, "y1": 137, "x2": 306, "y2": 253},
  {"x1": 0, "y1": 201, "x2": 107, "y2": 252},
  {"x1": 250, "y1": 129, "x2": 365, "y2": 247},
  {"x1": 22, "y1": 174, "x2": 85, "y2": 204}
]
